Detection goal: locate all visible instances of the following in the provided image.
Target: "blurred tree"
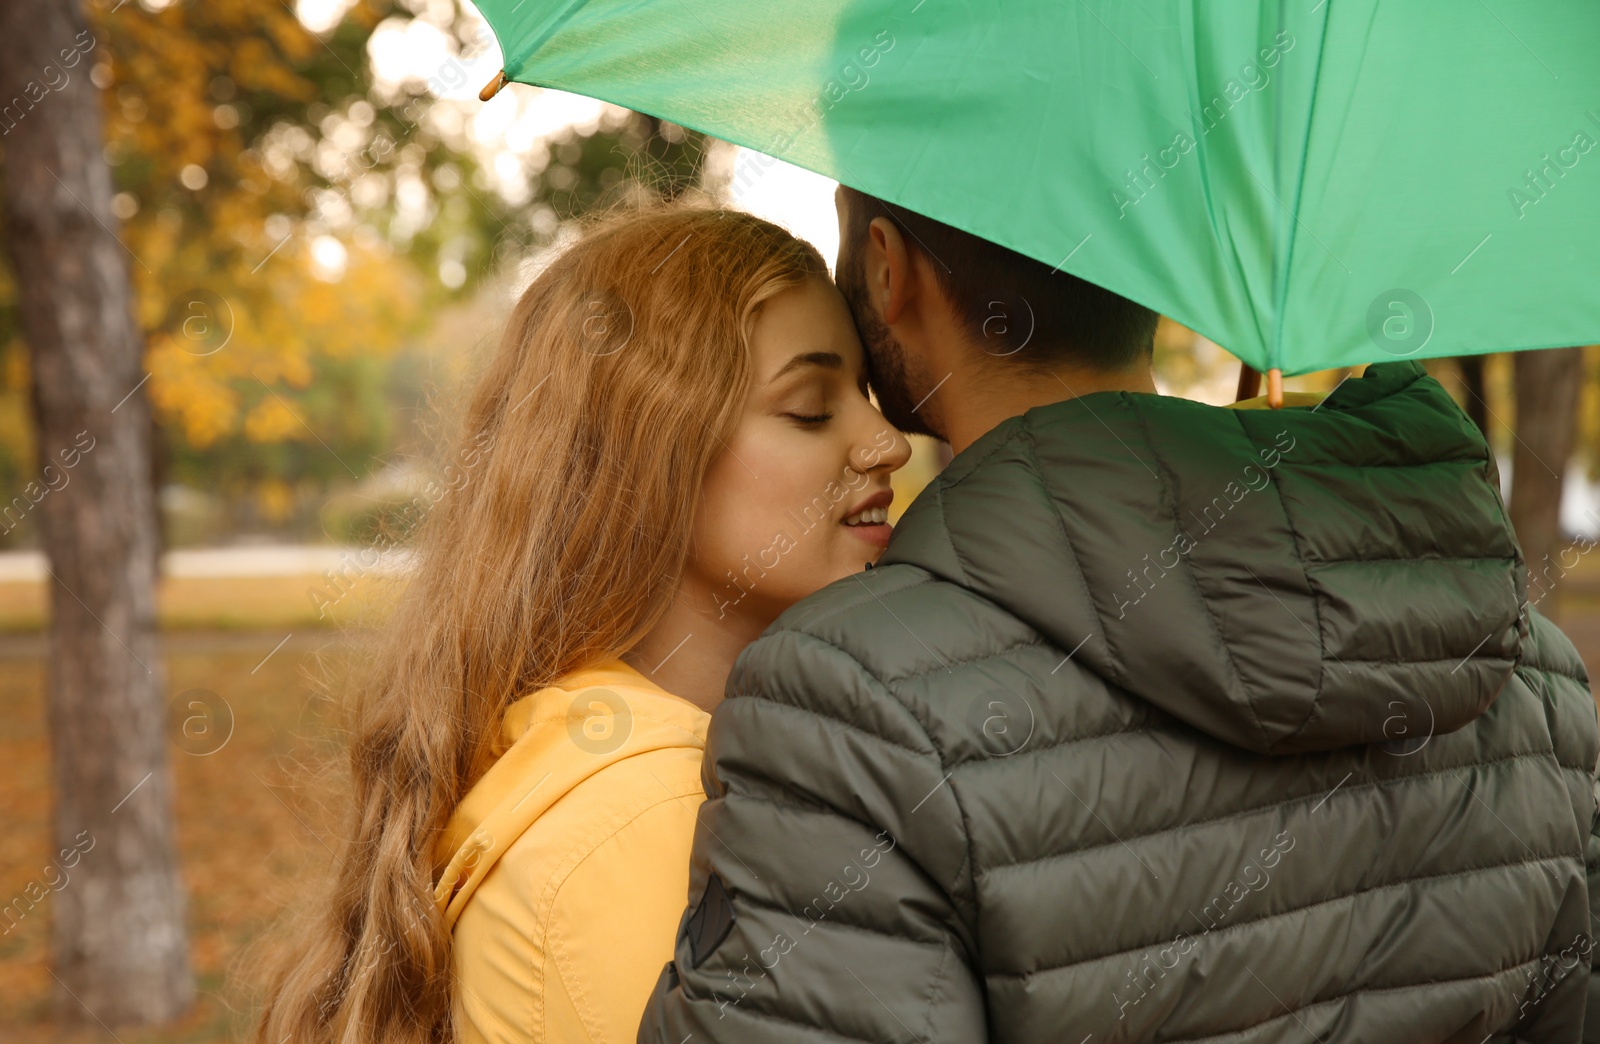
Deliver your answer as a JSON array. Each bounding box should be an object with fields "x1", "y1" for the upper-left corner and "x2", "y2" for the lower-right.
[
  {"x1": 0, "y1": 0, "x2": 711, "y2": 547},
  {"x1": 93, "y1": 0, "x2": 496, "y2": 527},
  {"x1": 0, "y1": 0, "x2": 714, "y2": 1029},
  {"x1": 0, "y1": 0, "x2": 192, "y2": 1025},
  {"x1": 1511, "y1": 346, "x2": 1586, "y2": 618},
  {"x1": 1580, "y1": 348, "x2": 1600, "y2": 486},
  {"x1": 1456, "y1": 354, "x2": 1490, "y2": 434}
]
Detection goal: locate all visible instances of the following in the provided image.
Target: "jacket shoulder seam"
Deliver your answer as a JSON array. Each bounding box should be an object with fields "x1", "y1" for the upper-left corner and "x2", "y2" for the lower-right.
[
  {"x1": 1017, "y1": 424, "x2": 1134, "y2": 692},
  {"x1": 1233, "y1": 410, "x2": 1330, "y2": 750},
  {"x1": 1134, "y1": 402, "x2": 1278, "y2": 749},
  {"x1": 544, "y1": 783, "x2": 702, "y2": 902},
  {"x1": 534, "y1": 780, "x2": 701, "y2": 932},
  {"x1": 935, "y1": 424, "x2": 1025, "y2": 494},
  {"x1": 935, "y1": 480, "x2": 973, "y2": 586},
  {"x1": 920, "y1": 936, "x2": 956, "y2": 1043}
]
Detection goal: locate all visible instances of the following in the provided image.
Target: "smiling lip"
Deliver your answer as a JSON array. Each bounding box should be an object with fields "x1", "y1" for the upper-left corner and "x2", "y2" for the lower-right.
[
  {"x1": 844, "y1": 489, "x2": 894, "y2": 519},
  {"x1": 842, "y1": 489, "x2": 895, "y2": 548}
]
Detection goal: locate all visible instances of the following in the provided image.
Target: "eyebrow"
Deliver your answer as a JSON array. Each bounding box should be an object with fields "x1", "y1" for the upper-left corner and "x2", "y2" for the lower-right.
[{"x1": 770, "y1": 351, "x2": 844, "y2": 381}]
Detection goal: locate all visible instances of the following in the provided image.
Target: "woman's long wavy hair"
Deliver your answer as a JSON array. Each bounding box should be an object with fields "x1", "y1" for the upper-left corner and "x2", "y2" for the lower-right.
[{"x1": 254, "y1": 205, "x2": 827, "y2": 1043}]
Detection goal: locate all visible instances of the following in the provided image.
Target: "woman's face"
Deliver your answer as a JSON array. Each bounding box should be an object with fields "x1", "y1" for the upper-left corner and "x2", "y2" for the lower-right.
[{"x1": 689, "y1": 275, "x2": 912, "y2": 628}]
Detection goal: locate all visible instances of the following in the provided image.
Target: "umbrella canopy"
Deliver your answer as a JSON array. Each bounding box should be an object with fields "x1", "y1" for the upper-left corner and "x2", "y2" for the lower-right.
[{"x1": 473, "y1": 0, "x2": 1600, "y2": 376}]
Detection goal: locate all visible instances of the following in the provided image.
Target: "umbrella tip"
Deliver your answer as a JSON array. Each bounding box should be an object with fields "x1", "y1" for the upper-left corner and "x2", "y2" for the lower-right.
[
  {"x1": 479, "y1": 70, "x2": 508, "y2": 102},
  {"x1": 1266, "y1": 369, "x2": 1284, "y2": 409}
]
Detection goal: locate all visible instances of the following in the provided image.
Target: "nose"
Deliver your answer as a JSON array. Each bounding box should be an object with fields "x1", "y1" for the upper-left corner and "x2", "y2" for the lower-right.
[{"x1": 852, "y1": 426, "x2": 912, "y2": 476}]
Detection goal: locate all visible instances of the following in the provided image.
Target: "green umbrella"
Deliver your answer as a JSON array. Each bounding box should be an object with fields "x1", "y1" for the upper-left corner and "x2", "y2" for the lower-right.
[{"x1": 472, "y1": 1, "x2": 1600, "y2": 386}]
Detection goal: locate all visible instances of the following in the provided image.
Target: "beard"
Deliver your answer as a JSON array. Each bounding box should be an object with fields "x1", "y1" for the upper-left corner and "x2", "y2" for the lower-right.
[{"x1": 834, "y1": 249, "x2": 943, "y2": 441}]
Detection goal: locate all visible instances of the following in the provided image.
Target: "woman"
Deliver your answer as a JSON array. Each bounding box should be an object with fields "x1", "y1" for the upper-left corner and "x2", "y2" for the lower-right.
[{"x1": 255, "y1": 205, "x2": 910, "y2": 1044}]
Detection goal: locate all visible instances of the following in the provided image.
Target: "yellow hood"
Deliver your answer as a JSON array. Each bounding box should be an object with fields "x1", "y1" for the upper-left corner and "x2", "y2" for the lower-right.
[{"x1": 431, "y1": 659, "x2": 708, "y2": 929}]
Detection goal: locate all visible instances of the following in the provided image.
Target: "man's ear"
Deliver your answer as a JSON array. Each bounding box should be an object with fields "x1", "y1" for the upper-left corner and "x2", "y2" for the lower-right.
[{"x1": 869, "y1": 216, "x2": 915, "y2": 324}]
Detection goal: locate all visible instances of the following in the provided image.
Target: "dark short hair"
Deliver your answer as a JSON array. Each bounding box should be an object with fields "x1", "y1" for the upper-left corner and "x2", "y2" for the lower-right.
[{"x1": 838, "y1": 186, "x2": 1158, "y2": 371}]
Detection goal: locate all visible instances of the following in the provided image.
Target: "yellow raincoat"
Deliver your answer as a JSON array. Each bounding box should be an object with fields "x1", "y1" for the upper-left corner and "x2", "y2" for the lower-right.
[{"x1": 432, "y1": 661, "x2": 709, "y2": 1043}]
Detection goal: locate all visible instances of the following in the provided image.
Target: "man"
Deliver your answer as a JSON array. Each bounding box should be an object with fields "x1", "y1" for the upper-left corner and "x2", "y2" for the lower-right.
[{"x1": 639, "y1": 186, "x2": 1600, "y2": 1042}]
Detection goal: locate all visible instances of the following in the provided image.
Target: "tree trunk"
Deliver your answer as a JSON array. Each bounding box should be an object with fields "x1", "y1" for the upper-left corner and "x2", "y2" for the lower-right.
[
  {"x1": 1511, "y1": 346, "x2": 1584, "y2": 618},
  {"x1": 0, "y1": 0, "x2": 193, "y2": 1026},
  {"x1": 1457, "y1": 354, "x2": 1489, "y2": 435}
]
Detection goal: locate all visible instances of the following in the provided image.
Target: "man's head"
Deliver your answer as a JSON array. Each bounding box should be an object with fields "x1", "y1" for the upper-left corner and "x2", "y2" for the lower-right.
[{"x1": 834, "y1": 185, "x2": 1159, "y2": 444}]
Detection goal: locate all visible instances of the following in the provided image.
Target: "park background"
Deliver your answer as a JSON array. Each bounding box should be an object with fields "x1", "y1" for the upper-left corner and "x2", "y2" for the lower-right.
[{"x1": 2, "y1": 1, "x2": 1598, "y2": 1041}]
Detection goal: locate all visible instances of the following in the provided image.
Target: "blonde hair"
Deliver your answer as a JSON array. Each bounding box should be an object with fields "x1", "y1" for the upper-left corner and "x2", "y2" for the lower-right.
[{"x1": 255, "y1": 205, "x2": 827, "y2": 1043}]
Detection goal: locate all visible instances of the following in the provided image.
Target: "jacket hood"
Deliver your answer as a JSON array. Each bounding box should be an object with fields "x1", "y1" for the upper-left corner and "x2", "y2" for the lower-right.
[
  {"x1": 882, "y1": 362, "x2": 1527, "y2": 756},
  {"x1": 431, "y1": 660, "x2": 707, "y2": 927}
]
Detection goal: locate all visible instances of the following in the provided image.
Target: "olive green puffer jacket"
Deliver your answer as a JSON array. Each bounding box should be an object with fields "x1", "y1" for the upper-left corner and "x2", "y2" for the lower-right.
[{"x1": 640, "y1": 362, "x2": 1600, "y2": 1043}]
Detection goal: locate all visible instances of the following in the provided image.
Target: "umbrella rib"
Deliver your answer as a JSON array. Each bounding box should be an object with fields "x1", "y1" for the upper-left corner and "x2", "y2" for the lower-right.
[
  {"x1": 1244, "y1": 167, "x2": 1348, "y2": 276},
  {"x1": 503, "y1": 0, "x2": 595, "y2": 75},
  {"x1": 1262, "y1": 6, "x2": 1340, "y2": 373}
]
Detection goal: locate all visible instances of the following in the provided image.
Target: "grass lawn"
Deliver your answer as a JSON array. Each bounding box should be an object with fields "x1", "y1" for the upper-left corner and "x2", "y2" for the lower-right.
[{"x1": 0, "y1": 630, "x2": 351, "y2": 1043}]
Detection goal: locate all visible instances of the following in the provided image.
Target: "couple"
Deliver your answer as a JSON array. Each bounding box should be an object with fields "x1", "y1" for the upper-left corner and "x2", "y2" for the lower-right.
[{"x1": 258, "y1": 191, "x2": 1600, "y2": 1043}]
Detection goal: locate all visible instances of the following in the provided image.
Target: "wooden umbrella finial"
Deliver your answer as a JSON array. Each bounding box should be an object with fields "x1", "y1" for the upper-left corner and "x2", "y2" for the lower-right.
[
  {"x1": 1233, "y1": 362, "x2": 1286, "y2": 408},
  {"x1": 479, "y1": 70, "x2": 508, "y2": 102}
]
